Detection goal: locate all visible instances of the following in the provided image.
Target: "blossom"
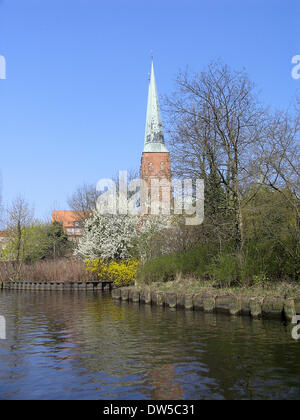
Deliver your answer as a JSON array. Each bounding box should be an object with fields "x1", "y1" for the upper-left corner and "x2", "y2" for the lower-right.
[{"x1": 74, "y1": 210, "x2": 139, "y2": 260}]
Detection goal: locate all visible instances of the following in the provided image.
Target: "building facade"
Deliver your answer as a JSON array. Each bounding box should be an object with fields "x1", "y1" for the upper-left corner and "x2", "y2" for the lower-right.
[{"x1": 51, "y1": 211, "x2": 84, "y2": 243}]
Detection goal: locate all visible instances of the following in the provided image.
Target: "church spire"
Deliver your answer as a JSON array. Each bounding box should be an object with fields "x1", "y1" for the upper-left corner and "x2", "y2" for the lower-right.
[{"x1": 144, "y1": 61, "x2": 169, "y2": 153}]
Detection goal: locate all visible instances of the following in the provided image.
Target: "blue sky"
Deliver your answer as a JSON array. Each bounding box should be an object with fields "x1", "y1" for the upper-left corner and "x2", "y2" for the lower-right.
[{"x1": 0, "y1": 0, "x2": 299, "y2": 220}]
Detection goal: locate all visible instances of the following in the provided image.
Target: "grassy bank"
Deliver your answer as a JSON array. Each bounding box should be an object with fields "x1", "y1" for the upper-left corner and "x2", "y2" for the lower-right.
[{"x1": 135, "y1": 277, "x2": 300, "y2": 298}]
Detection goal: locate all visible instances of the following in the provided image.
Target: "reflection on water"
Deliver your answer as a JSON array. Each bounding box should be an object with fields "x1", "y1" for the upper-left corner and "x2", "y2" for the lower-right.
[{"x1": 0, "y1": 290, "x2": 300, "y2": 400}]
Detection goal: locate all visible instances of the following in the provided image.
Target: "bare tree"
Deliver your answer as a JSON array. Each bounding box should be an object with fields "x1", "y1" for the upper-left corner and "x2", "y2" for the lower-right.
[
  {"x1": 6, "y1": 196, "x2": 34, "y2": 268},
  {"x1": 257, "y1": 111, "x2": 299, "y2": 201},
  {"x1": 68, "y1": 169, "x2": 139, "y2": 215},
  {"x1": 254, "y1": 109, "x2": 300, "y2": 270},
  {"x1": 67, "y1": 183, "x2": 98, "y2": 215},
  {"x1": 165, "y1": 61, "x2": 264, "y2": 255}
]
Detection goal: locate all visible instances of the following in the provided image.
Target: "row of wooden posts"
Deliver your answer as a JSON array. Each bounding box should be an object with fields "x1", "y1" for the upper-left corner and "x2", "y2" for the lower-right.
[{"x1": 1, "y1": 281, "x2": 113, "y2": 291}]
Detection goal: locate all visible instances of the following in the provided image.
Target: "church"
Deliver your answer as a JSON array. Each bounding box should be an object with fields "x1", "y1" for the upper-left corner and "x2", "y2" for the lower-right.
[{"x1": 140, "y1": 61, "x2": 172, "y2": 214}]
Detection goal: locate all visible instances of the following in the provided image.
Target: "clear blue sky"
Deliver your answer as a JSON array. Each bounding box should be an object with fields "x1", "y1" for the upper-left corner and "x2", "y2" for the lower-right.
[{"x1": 0, "y1": 0, "x2": 299, "y2": 220}]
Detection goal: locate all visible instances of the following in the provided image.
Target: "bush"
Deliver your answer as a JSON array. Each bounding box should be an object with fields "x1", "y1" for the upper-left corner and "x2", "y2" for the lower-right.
[
  {"x1": 85, "y1": 258, "x2": 139, "y2": 287},
  {"x1": 208, "y1": 254, "x2": 242, "y2": 287},
  {"x1": 136, "y1": 244, "x2": 216, "y2": 285}
]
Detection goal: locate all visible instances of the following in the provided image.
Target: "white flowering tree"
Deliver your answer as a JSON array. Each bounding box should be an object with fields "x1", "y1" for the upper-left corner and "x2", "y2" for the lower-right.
[
  {"x1": 75, "y1": 186, "x2": 179, "y2": 263},
  {"x1": 74, "y1": 210, "x2": 140, "y2": 260}
]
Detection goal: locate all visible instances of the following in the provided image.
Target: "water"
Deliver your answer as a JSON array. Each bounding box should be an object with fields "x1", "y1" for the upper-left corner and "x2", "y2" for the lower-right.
[{"x1": 0, "y1": 289, "x2": 299, "y2": 400}]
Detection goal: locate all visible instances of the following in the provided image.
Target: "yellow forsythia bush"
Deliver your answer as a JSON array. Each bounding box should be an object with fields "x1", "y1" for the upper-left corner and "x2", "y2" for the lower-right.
[{"x1": 85, "y1": 258, "x2": 139, "y2": 287}]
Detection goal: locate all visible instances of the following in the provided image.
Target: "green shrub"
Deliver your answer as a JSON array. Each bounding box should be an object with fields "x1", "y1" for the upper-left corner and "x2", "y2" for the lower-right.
[
  {"x1": 136, "y1": 232, "x2": 299, "y2": 287},
  {"x1": 137, "y1": 244, "x2": 216, "y2": 285},
  {"x1": 252, "y1": 273, "x2": 269, "y2": 286},
  {"x1": 208, "y1": 254, "x2": 242, "y2": 287}
]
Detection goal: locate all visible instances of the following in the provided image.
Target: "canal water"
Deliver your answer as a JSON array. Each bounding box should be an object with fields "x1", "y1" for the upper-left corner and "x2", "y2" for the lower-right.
[{"x1": 0, "y1": 289, "x2": 300, "y2": 400}]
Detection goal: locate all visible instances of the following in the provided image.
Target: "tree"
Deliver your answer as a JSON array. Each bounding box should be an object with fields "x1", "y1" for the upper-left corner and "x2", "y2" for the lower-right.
[
  {"x1": 253, "y1": 109, "x2": 300, "y2": 277},
  {"x1": 75, "y1": 206, "x2": 176, "y2": 264},
  {"x1": 6, "y1": 196, "x2": 34, "y2": 266},
  {"x1": 67, "y1": 183, "x2": 99, "y2": 216},
  {"x1": 43, "y1": 221, "x2": 72, "y2": 260},
  {"x1": 2, "y1": 221, "x2": 73, "y2": 264},
  {"x1": 74, "y1": 210, "x2": 139, "y2": 260},
  {"x1": 17, "y1": 224, "x2": 47, "y2": 263},
  {"x1": 67, "y1": 169, "x2": 139, "y2": 216},
  {"x1": 165, "y1": 61, "x2": 264, "y2": 255}
]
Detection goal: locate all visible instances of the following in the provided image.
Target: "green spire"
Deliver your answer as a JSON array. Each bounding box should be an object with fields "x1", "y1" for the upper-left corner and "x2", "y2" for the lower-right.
[{"x1": 144, "y1": 61, "x2": 169, "y2": 153}]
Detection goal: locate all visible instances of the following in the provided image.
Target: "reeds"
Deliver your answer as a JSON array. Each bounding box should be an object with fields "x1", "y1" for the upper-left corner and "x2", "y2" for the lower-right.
[{"x1": 0, "y1": 258, "x2": 93, "y2": 283}]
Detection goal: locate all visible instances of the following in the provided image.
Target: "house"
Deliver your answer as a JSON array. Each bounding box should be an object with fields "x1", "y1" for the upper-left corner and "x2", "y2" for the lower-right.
[{"x1": 51, "y1": 211, "x2": 85, "y2": 243}]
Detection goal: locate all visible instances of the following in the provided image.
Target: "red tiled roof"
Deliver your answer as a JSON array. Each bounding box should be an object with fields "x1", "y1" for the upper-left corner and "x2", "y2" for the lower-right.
[
  {"x1": 51, "y1": 211, "x2": 85, "y2": 231},
  {"x1": 0, "y1": 230, "x2": 8, "y2": 237}
]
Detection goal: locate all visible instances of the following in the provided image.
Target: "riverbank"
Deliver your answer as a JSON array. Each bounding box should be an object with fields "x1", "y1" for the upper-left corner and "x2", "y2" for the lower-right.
[
  {"x1": 112, "y1": 281, "x2": 300, "y2": 321},
  {"x1": 2, "y1": 277, "x2": 300, "y2": 322},
  {"x1": 135, "y1": 278, "x2": 300, "y2": 298}
]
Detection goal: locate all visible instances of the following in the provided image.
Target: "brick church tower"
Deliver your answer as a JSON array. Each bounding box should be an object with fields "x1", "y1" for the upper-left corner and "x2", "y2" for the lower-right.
[{"x1": 140, "y1": 62, "x2": 172, "y2": 214}]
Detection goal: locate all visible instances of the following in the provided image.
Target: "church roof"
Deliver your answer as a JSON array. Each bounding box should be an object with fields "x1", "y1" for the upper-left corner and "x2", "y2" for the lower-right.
[{"x1": 144, "y1": 61, "x2": 169, "y2": 153}]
